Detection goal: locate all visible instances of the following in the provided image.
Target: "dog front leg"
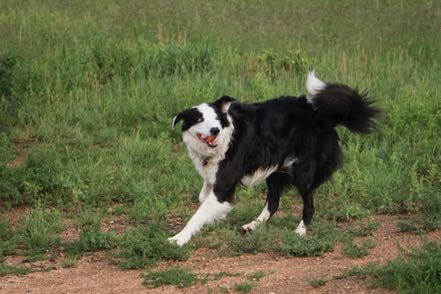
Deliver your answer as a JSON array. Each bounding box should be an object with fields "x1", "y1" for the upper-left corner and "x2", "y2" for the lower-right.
[
  {"x1": 168, "y1": 191, "x2": 232, "y2": 246},
  {"x1": 198, "y1": 181, "x2": 212, "y2": 203}
]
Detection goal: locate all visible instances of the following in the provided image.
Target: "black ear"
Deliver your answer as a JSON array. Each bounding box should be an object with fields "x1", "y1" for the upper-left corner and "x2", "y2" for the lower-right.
[
  {"x1": 172, "y1": 112, "x2": 185, "y2": 130},
  {"x1": 213, "y1": 96, "x2": 236, "y2": 113}
]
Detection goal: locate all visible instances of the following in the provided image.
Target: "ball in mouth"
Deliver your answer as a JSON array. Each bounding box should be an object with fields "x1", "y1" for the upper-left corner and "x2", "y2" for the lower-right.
[{"x1": 197, "y1": 133, "x2": 218, "y2": 147}]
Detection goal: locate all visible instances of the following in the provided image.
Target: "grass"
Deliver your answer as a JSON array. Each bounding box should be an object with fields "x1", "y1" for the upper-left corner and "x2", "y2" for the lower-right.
[
  {"x1": 309, "y1": 278, "x2": 327, "y2": 288},
  {"x1": 233, "y1": 282, "x2": 254, "y2": 293},
  {"x1": 338, "y1": 242, "x2": 441, "y2": 293},
  {"x1": 0, "y1": 263, "x2": 30, "y2": 277},
  {"x1": 0, "y1": 0, "x2": 440, "y2": 282},
  {"x1": 143, "y1": 266, "x2": 264, "y2": 290},
  {"x1": 143, "y1": 266, "x2": 201, "y2": 288}
]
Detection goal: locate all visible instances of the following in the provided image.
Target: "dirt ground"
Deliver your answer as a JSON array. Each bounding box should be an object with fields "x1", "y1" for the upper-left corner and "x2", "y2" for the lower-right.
[{"x1": 1, "y1": 215, "x2": 440, "y2": 294}]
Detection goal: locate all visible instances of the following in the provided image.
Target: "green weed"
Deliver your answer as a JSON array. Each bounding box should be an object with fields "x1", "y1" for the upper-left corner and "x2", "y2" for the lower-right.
[
  {"x1": 0, "y1": 263, "x2": 30, "y2": 277},
  {"x1": 233, "y1": 282, "x2": 254, "y2": 293},
  {"x1": 309, "y1": 278, "x2": 327, "y2": 288},
  {"x1": 143, "y1": 266, "x2": 202, "y2": 288},
  {"x1": 16, "y1": 204, "x2": 62, "y2": 260},
  {"x1": 246, "y1": 270, "x2": 267, "y2": 281},
  {"x1": 0, "y1": 219, "x2": 16, "y2": 257},
  {"x1": 64, "y1": 210, "x2": 117, "y2": 257},
  {"x1": 116, "y1": 225, "x2": 189, "y2": 269},
  {"x1": 342, "y1": 238, "x2": 374, "y2": 258},
  {"x1": 339, "y1": 242, "x2": 441, "y2": 293},
  {"x1": 277, "y1": 222, "x2": 338, "y2": 257}
]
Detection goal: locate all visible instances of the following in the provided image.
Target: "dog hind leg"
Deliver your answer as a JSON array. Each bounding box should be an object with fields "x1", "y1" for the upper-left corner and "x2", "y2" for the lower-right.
[{"x1": 241, "y1": 173, "x2": 288, "y2": 232}]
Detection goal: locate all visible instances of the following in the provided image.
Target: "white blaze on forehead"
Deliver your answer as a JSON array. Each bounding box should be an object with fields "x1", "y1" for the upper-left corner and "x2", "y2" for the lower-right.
[{"x1": 192, "y1": 103, "x2": 222, "y2": 134}]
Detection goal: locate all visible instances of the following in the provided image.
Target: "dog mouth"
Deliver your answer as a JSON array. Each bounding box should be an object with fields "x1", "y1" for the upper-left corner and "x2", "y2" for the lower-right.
[{"x1": 197, "y1": 133, "x2": 218, "y2": 147}]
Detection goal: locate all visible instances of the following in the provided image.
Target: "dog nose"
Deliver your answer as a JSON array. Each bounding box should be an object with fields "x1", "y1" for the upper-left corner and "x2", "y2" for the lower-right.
[{"x1": 210, "y1": 127, "x2": 220, "y2": 136}]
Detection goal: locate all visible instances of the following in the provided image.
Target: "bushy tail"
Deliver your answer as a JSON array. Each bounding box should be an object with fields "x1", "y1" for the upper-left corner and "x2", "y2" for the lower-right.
[{"x1": 306, "y1": 71, "x2": 382, "y2": 134}]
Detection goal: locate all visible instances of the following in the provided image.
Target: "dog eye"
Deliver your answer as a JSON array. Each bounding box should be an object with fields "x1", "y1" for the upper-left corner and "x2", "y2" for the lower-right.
[{"x1": 197, "y1": 118, "x2": 203, "y2": 123}]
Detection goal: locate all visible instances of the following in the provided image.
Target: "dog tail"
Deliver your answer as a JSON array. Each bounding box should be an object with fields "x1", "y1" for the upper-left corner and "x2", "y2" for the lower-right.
[{"x1": 305, "y1": 71, "x2": 382, "y2": 134}]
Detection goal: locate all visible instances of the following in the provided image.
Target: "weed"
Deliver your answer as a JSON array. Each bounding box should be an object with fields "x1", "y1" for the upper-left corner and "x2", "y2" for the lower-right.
[
  {"x1": 61, "y1": 256, "x2": 77, "y2": 268},
  {"x1": 64, "y1": 210, "x2": 117, "y2": 257},
  {"x1": 339, "y1": 242, "x2": 441, "y2": 293},
  {"x1": 143, "y1": 266, "x2": 202, "y2": 288},
  {"x1": 0, "y1": 219, "x2": 16, "y2": 257},
  {"x1": 246, "y1": 270, "x2": 266, "y2": 281},
  {"x1": 342, "y1": 238, "x2": 374, "y2": 258},
  {"x1": 277, "y1": 222, "x2": 338, "y2": 257},
  {"x1": 396, "y1": 220, "x2": 421, "y2": 234},
  {"x1": 309, "y1": 278, "x2": 327, "y2": 288},
  {"x1": 226, "y1": 226, "x2": 274, "y2": 256},
  {"x1": 16, "y1": 204, "x2": 62, "y2": 259},
  {"x1": 116, "y1": 225, "x2": 188, "y2": 269},
  {"x1": 0, "y1": 263, "x2": 30, "y2": 277},
  {"x1": 233, "y1": 282, "x2": 254, "y2": 293},
  {"x1": 345, "y1": 222, "x2": 379, "y2": 238}
]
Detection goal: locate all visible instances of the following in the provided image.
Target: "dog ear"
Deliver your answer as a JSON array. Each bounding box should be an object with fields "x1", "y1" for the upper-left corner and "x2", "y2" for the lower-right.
[
  {"x1": 172, "y1": 112, "x2": 185, "y2": 130},
  {"x1": 213, "y1": 96, "x2": 235, "y2": 113}
]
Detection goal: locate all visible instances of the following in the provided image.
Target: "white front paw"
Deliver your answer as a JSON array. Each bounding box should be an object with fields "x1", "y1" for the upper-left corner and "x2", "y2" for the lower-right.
[
  {"x1": 241, "y1": 220, "x2": 259, "y2": 232},
  {"x1": 168, "y1": 233, "x2": 190, "y2": 247},
  {"x1": 295, "y1": 226, "x2": 307, "y2": 236},
  {"x1": 294, "y1": 220, "x2": 307, "y2": 236}
]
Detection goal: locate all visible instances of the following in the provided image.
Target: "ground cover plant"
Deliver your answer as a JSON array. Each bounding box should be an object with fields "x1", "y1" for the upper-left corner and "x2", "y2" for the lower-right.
[
  {"x1": 0, "y1": 0, "x2": 440, "y2": 290},
  {"x1": 337, "y1": 242, "x2": 441, "y2": 293}
]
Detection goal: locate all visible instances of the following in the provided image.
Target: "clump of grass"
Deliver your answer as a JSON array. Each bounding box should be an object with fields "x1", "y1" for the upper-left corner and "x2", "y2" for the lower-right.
[
  {"x1": 339, "y1": 242, "x2": 441, "y2": 293},
  {"x1": 309, "y1": 278, "x2": 327, "y2": 288},
  {"x1": 396, "y1": 220, "x2": 422, "y2": 234},
  {"x1": 64, "y1": 211, "x2": 117, "y2": 257},
  {"x1": 342, "y1": 238, "x2": 374, "y2": 258},
  {"x1": 143, "y1": 266, "x2": 202, "y2": 288},
  {"x1": 0, "y1": 263, "x2": 30, "y2": 277},
  {"x1": 226, "y1": 225, "x2": 274, "y2": 256},
  {"x1": 116, "y1": 225, "x2": 189, "y2": 269},
  {"x1": 277, "y1": 222, "x2": 338, "y2": 257},
  {"x1": 61, "y1": 256, "x2": 77, "y2": 268},
  {"x1": 345, "y1": 222, "x2": 379, "y2": 238},
  {"x1": 421, "y1": 194, "x2": 441, "y2": 231},
  {"x1": 233, "y1": 282, "x2": 254, "y2": 293},
  {"x1": 246, "y1": 270, "x2": 266, "y2": 281},
  {"x1": 16, "y1": 204, "x2": 62, "y2": 260},
  {"x1": 0, "y1": 219, "x2": 16, "y2": 257}
]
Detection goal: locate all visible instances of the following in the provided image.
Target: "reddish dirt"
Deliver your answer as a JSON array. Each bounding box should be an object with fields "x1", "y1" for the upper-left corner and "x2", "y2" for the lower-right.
[{"x1": 1, "y1": 215, "x2": 440, "y2": 294}]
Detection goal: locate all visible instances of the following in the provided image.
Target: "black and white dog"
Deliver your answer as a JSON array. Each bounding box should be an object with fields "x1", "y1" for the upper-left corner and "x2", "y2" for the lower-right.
[{"x1": 169, "y1": 72, "x2": 381, "y2": 246}]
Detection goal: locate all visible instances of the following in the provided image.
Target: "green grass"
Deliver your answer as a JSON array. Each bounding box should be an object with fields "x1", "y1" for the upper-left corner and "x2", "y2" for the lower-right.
[
  {"x1": 16, "y1": 204, "x2": 63, "y2": 260},
  {"x1": 342, "y1": 238, "x2": 375, "y2": 259},
  {"x1": 338, "y1": 242, "x2": 441, "y2": 293},
  {"x1": 233, "y1": 282, "x2": 254, "y2": 293},
  {"x1": 116, "y1": 225, "x2": 189, "y2": 269},
  {"x1": 0, "y1": 263, "x2": 30, "y2": 277},
  {"x1": 309, "y1": 278, "x2": 327, "y2": 288},
  {"x1": 143, "y1": 266, "x2": 202, "y2": 288},
  {"x1": 0, "y1": 0, "x2": 440, "y2": 277}
]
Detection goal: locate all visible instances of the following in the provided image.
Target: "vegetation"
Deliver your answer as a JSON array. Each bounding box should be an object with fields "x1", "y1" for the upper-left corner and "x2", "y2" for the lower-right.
[
  {"x1": 0, "y1": 1, "x2": 440, "y2": 291},
  {"x1": 339, "y1": 242, "x2": 441, "y2": 293}
]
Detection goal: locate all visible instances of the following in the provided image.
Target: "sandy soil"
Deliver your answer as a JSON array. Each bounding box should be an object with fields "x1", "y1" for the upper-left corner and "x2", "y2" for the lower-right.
[{"x1": 1, "y1": 215, "x2": 440, "y2": 294}]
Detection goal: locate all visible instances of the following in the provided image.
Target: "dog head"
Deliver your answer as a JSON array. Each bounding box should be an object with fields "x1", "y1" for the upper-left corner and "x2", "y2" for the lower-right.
[{"x1": 172, "y1": 96, "x2": 235, "y2": 154}]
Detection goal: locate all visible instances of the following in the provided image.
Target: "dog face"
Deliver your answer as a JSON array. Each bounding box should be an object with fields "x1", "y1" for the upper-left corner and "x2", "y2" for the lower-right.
[{"x1": 172, "y1": 96, "x2": 235, "y2": 152}]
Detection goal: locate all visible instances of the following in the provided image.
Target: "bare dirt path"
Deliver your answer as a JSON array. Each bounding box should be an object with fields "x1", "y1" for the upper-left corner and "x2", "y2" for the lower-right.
[{"x1": 1, "y1": 215, "x2": 440, "y2": 294}]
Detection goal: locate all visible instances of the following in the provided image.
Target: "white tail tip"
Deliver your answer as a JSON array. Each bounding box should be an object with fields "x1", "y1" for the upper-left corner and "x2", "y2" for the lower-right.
[{"x1": 306, "y1": 71, "x2": 326, "y2": 103}]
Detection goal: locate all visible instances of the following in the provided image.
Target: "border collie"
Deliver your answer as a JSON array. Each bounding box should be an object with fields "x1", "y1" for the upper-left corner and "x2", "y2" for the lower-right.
[{"x1": 169, "y1": 72, "x2": 381, "y2": 246}]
